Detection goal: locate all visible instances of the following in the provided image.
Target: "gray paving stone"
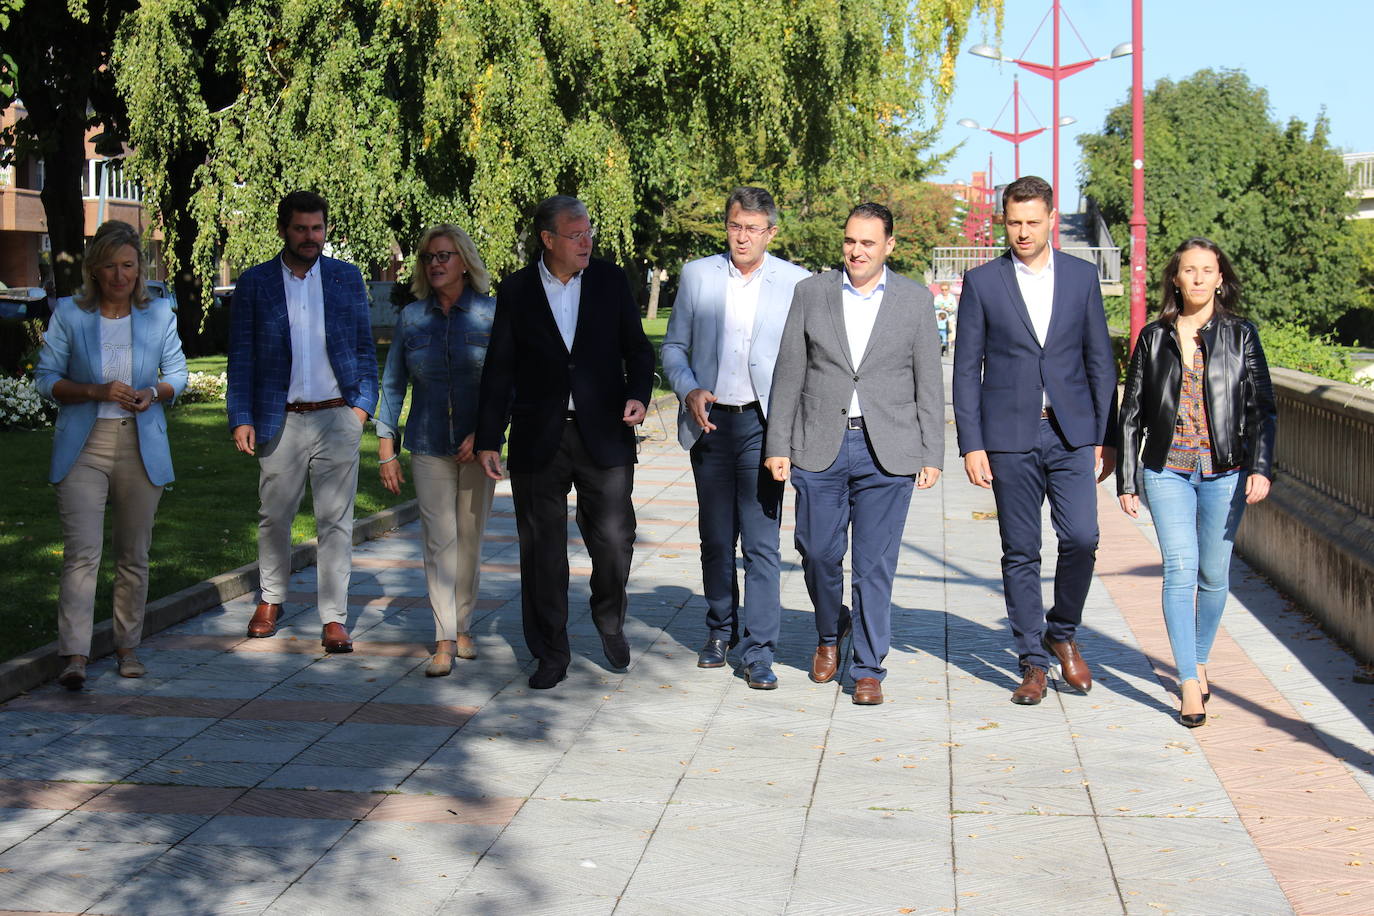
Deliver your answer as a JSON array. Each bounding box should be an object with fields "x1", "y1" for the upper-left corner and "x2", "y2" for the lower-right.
[
  {"x1": 33, "y1": 811, "x2": 209, "y2": 844},
  {"x1": 0, "y1": 807, "x2": 66, "y2": 844},
  {"x1": 183, "y1": 814, "x2": 353, "y2": 848},
  {"x1": 88, "y1": 875, "x2": 289, "y2": 916},
  {"x1": 124, "y1": 758, "x2": 278, "y2": 788}
]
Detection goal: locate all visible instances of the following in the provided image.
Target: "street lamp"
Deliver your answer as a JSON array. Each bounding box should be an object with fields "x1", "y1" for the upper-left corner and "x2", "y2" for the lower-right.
[
  {"x1": 957, "y1": 76, "x2": 1050, "y2": 179},
  {"x1": 1128, "y1": 0, "x2": 1147, "y2": 351},
  {"x1": 968, "y1": 2, "x2": 1130, "y2": 246}
]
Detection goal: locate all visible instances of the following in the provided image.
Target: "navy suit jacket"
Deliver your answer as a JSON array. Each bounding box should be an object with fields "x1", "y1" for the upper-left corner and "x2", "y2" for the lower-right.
[
  {"x1": 952, "y1": 250, "x2": 1116, "y2": 454},
  {"x1": 226, "y1": 254, "x2": 379, "y2": 442},
  {"x1": 474, "y1": 257, "x2": 654, "y2": 473}
]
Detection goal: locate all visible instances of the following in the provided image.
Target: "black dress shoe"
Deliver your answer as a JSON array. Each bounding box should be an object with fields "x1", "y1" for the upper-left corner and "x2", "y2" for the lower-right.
[
  {"x1": 743, "y1": 661, "x2": 778, "y2": 690},
  {"x1": 1179, "y1": 711, "x2": 1206, "y2": 728},
  {"x1": 601, "y1": 631, "x2": 630, "y2": 669},
  {"x1": 697, "y1": 638, "x2": 730, "y2": 669},
  {"x1": 528, "y1": 664, "x2": 567, "y2": 689}
]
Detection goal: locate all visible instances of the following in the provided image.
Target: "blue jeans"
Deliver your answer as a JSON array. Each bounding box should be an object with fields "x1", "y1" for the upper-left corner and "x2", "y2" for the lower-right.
[{"x1": 1141, "y1": 466, "x2": 1248, "y2": 684}]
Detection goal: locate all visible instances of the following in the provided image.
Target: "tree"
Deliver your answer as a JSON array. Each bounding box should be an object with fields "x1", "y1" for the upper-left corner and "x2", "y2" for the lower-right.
[
  {"x1": 0, "y1": 0, "x2": 136, "y2": 298},
  {"x1": 116, "y1": 0, "x2": 1000, "y2": 324},
  {"x1": 1079, "y1": 69, "x2": 1361, "y2": 329}
]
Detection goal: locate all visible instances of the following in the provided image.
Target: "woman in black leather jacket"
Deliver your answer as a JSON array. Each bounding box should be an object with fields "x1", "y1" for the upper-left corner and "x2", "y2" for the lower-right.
[{"x1": 1117, "y1": 237, "x2": 1277, "y2": 727}]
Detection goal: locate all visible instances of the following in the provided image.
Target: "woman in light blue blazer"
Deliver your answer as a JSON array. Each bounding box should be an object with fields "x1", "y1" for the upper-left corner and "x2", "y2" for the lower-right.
[{"x1": 34, "y1": 220, "x2": 187, "y2": 690}]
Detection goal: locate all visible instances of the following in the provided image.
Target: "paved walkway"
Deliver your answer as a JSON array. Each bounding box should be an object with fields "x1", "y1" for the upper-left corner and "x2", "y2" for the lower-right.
[{"x1": 2, "y1": 368, "x2": 1373, "y2": 915}]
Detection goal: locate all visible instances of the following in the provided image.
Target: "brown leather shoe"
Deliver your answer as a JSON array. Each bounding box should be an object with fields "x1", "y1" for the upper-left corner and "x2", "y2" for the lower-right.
[
  {"x1": 321, "y1": 622, "x2": 353, "y2": 653},
  {"x1": 247, "y1": 602, "x2": 281, "y2": 638},
  {"x1": 810, "y1": 645, "x2": 839, "y2": 683},
  {"x1": 852, "y1": 677, "x2": 883, "y2": 705},
  {"x1": 1011, "y1": 666, "x2": 1047, "y2": 705},
  {"x1": 1043, "y1": 636, "x2": 1092, "y2": 693}
]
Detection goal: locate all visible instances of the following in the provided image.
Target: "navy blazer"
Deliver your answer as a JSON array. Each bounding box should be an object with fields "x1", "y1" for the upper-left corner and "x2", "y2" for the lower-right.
[
  {"x1": 226, "y1": 254, "x2": 379, "y2": 442},
  {"x1": 952, "y1": 250, "x2": 1117, "y2": 454},
  {"x1": 474, "y1": 257, "x2": 654, "y2": 473}
]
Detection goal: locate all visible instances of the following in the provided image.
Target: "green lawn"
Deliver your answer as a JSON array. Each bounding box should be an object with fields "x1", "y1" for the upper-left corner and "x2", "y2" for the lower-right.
[{"x1": 2, "y1": 320, "x2": 671, "y2": 663}]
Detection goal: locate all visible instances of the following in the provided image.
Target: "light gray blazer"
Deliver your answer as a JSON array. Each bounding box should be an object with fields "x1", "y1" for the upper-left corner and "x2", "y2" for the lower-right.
[
  {"x1": 660, "y1": 252, "x2": 811, "y2": 450},
  {"x1": 764, "y1": 269, "x2": 944, "y2": 476}
]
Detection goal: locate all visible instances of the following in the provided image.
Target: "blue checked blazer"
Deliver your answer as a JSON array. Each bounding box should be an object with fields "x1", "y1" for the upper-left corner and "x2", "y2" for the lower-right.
[{"x1": 226, "y1": 254, "x2": 378, "y2": 442}]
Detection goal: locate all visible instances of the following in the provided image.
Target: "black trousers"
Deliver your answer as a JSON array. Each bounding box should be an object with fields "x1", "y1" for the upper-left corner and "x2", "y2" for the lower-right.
[{"x1": 510, "y1": 419, "x2": 636, "y2": 671}]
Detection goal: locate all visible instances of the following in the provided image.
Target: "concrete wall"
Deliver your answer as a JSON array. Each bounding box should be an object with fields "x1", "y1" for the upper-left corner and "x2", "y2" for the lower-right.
[{"x1": 1235, "y1": 368, "x2": 1374, "y2": 663}]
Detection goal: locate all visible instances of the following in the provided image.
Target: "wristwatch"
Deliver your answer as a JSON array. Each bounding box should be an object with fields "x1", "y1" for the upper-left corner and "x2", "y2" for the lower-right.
[{"x1": 149, "y1": 387, "x2": 160, "y2": 403}]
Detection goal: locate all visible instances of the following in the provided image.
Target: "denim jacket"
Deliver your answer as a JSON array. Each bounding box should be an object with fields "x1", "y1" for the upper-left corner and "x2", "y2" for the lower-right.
[{"x1": 375, "y1": 290, "x2": 497, "y2": 456}]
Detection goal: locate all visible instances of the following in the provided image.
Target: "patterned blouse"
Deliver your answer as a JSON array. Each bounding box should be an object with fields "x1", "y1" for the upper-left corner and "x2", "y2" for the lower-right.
[{"x1": 1165, "y1": 342, "x2": 1238, "y2": 476}]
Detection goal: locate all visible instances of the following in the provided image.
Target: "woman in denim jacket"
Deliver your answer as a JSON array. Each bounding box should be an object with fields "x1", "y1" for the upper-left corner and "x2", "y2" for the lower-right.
[{"x1": 376, "y1": 224, "x2": 498, "y2": 676}]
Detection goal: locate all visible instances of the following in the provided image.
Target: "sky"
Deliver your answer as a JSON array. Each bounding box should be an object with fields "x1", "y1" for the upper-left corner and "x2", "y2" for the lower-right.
[{"x1": 928, "y1": 0, "x2": 1370, "y2": 212}]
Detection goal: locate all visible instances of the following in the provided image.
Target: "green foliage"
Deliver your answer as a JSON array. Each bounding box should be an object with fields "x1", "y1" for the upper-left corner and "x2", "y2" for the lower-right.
[
  {"x1": 1258, "y1": 320, "x2": 1353, "y2": 383},
  {"x1": 114, "y1": 0, "x2": 1000, "y2": 306},
  {"x1": 1079, "y1": 69, "x2": 1361, "y2": 330}
]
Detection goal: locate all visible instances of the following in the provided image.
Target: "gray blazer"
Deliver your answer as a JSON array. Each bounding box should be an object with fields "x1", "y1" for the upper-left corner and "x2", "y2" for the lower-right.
[{"x1": 765, "y1": 269, "x2": 944, "y2": 476}]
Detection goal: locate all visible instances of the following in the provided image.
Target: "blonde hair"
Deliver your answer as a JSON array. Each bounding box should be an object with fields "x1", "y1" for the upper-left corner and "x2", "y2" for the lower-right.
[
  {"x1": 74, "y1": 220, "x2": 151, "y2": 311},
  {"x1": 410, "y1": 223, "x2": 491, "y2": 299}
]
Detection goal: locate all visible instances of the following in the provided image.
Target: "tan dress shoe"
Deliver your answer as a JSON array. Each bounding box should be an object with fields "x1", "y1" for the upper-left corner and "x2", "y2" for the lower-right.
[
  {"x1": 425, "y1": 651, "x2": 453, "y2": 677},
  {"x1": 852, "y1": 677, "x2": 884, "y2": 705},
  {"x1": 247, "y1": 602, "x2": 281, "y2": 638},
  {"x1": 1011, "y1": 666, "x2": 1047, "y2": 705},
  {"x1": 58, "y1": 656, "x2": 86, "y2": 691},
  {"x1": 810, "y1": 645, "x2": 839, "y2": 683},
  {"x1": 117, "y1": 652, "x2": 146, "y2": 678},
  {"x1": 321, "y1": 622, "x2": 353, "y2": 653},
  {"x1": 1044, "y1": 636, "x2": 1091, "y2": 692},
  {"x1": 454, "y1": 633, "x2": 478, "y2": 660}
]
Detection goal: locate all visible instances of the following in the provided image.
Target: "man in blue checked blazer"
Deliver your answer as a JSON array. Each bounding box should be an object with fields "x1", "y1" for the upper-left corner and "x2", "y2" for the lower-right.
[
  {"x1": 227, "y1": 190, "x2": 378, "y2": 654},
  {"x1": 660, "y1": 186, "x2": 810, "y2": 688}
]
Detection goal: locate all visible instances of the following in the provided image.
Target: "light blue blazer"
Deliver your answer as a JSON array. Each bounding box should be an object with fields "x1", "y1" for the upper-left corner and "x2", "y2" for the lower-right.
[
  {"x1": 35, "y1": 296, "x2": 189, "y2": 485},
  {"x1": 660, "y1": 252, "x2": 811, "y2": 450}
]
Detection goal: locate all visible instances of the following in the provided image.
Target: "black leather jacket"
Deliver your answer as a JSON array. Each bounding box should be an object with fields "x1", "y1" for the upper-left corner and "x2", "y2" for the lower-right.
[{"x1": 1117, "y1": 315, "x2": 1277, "y2": 495}]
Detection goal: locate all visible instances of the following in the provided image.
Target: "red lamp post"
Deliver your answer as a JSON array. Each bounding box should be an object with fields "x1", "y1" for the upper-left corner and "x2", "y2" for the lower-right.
[
  {"x1": 969, "y1": 1, "x2": 1130, "y2": 247},
  {"x1": 958, "y1": 76, "x2": 1056, "y2": 179},
  {"x1": 1128, "y1": 0, "x2": 1147, "y2": 351}
]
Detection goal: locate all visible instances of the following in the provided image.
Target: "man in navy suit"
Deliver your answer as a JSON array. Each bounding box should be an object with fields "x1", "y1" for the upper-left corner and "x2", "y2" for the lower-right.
[
  {"x1": 227, "y1": 190, "x2": 378, "y2": 653},
  {"x1": 660, "y1": 187, "x2": 810, "y2": 687},
  {"x1": 952, "y1": 176, "x2": 1117, "y2": 705},
  {"x1": 475, "y1": 195, "x2": 655, "y2": 690}
]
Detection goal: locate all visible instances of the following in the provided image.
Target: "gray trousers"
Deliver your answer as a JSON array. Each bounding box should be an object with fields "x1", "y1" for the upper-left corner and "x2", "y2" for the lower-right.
[
  {"x1": 411, "y1": 454, "x2": 496, "y2": 642},
  {"x1": 257, "y1": 406, "x2": 362, "y2": 625},
  {"x1": 56, "y1": 418, "x2": 163, "y2": 657}
]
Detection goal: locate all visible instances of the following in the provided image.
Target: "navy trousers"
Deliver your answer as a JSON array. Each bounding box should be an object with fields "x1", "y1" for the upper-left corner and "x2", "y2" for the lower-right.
[
  {"x1": 690, "y1": 404, "x2": 784, "y2": 665},
  {"x1": 792, "y1": 427, "x2": 914, "y2": 682},
  {"x1": 987, "y1": 418, "x2": 1099, "y2": 673}
]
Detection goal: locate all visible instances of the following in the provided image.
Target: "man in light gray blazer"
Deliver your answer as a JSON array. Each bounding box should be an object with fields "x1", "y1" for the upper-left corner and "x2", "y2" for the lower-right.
[
  {"x1": 765, "y1": 203, "x2": 944, "y2": 706},
  {"x1": 661, "y1": 187, "x2": 810, "y2": 688}
]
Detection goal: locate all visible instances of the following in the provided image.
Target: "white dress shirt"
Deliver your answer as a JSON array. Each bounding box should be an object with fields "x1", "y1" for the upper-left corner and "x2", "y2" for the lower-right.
[
  {"x1": 537, "y1": 255, "x2": 583, "y2": 409},
  {"x1": 841, "y1": 266, "x2": 887, "y2": 419},
  {"x1": 97, "y1": 314, "x2": 133, "y2": 419},
  {"x1": 1013, "y1": 253, "x2": 1055, "y2": 407},
  {"x1": 282, "y1": 257, "x2": 342, "y2": 404},
  {"x1": 714, "y1": 256, "x2": 764, "y2": 406}
]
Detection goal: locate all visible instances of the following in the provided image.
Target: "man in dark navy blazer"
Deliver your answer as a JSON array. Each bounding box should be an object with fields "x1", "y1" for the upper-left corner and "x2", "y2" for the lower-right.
[
  {"x1": 475, "y1": 195, "x2": 655, "y2": 689},
  {"x1": 227, "y1": 190, "x2": 378, "y2": 653},
  {"x1": 952, "y1": 176, "x2": 1117, "y2": 705}
]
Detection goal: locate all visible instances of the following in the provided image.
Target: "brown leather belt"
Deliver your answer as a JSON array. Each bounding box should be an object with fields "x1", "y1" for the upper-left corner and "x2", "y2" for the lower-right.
[{"x1": 286, "y1": 398, "x2": 348, "y2": 413}]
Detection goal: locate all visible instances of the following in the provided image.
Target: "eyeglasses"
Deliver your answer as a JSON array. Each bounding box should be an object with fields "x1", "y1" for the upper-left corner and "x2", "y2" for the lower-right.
[
  {"x1": 726, "y1": 222, "x2": 773, "y2": 237},
  {"x1": 419, "y1": 250, "x2": 461, "y2": 265},
  {"x1": 549, "y1": 226, "x2": 598, "y2": 243}
]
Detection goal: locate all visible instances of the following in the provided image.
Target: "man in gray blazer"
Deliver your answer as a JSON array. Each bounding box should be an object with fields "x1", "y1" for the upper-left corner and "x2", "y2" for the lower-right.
[
  {"x1": 765, "y1": 203, "x2": 944, "y2": 705},
  {"x1": 661, "y1": 187, "x2": 810, "y2": 688}
]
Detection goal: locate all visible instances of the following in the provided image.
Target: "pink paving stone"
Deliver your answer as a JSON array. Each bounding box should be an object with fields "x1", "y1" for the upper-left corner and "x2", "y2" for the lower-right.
[
  {"x1": 225, "y1": 788, "x2": 384, "y2": 820},
  {"x1": 352, "y1": 557, "x2": 425, "y2": 569},
  {"x1": 1282, "y1": 879, "x2": 1374, "y2": 916},
  {"x1": 0, "y1": 779, "x2": 108, "y2": 810},
  {"x1": 0, "y1": 911, "x2": 81, "y2": 916},
  {"x1": 2, "y1": 693, "x2": 130, "y2": 715},
  {"x1": 80, "y1": 784, "x2": 245, "y2": 815},
  {"x1": 143, "y1": 634, "x2": 245, "y2": 651},
  {"x1": 365, "y1": 794, "x2": 524, "y2": 824},
  {"x1": 118, "y1": 696, "x2": 247, "y2": 719},
  {"x1": 347, "y1": 703, "x2": 477, "y2": 727},
  {"x1": 227, "y1": 699, "x2": 361, "y2": 723}
]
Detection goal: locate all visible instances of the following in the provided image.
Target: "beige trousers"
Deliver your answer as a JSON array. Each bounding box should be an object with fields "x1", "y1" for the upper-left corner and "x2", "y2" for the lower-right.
[
  {"x1": 410, "y1": 454, "x2": 496, "y2": 642},
  {"x1": 55, "y1": 418, "x2": 163, "y2": 657},
  {"x1": 257, "y1": 406, "x2": 363, "y2": 626}
]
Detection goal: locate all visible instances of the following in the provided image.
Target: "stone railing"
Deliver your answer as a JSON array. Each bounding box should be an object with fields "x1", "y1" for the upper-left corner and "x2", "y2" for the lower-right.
[
  {"x1": 930, "y1": 245, "x2": 1121, "y2": 285},
  {"x1": 1236, "y1": 368, "x2": 1374, "y2": 662}
]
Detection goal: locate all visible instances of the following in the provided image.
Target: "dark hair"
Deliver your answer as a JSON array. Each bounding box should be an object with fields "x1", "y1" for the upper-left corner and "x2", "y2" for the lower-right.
[
  {"x1": 277, "y1": 190, "x2": 328, "y2": 229},
  {"x1": 846, "y1": 202, "x2": 894, "y2": 238},
  {"x1": 724, "y1": 187, "x2": 778, "y2": 227},
  {"x1": 1158, "y1": 237, "x2": 1241, "y2": 324},
  {"x1": 533, "y1": 195, "x2": 589, "y2": 248},
  {"x1": 1002, "y1": 175, "x2": 1054, "y2": 213}
]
